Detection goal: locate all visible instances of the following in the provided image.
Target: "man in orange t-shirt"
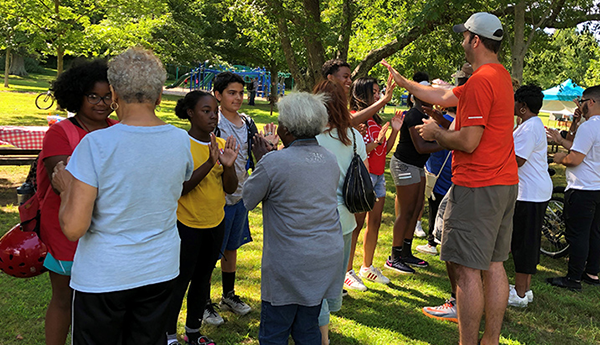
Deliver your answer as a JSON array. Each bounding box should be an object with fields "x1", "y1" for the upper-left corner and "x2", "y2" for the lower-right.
[{"x1": 382, "y1": 12, "x2": 518, "y2": 345}]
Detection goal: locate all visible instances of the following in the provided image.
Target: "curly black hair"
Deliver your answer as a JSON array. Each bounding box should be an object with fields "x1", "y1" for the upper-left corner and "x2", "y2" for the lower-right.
[
  {"x1": 514, "y1": 85, "x2": 544, "y2": 114},
  {"x1": 51, "y1": 59, "x2": 109, "y2": 113},
  {"x1": 321, "y1": 59, "x2": 351, "y2": 79},
  {"x1": 175, "y1": 90, "x2": 215, "y2": 120}
]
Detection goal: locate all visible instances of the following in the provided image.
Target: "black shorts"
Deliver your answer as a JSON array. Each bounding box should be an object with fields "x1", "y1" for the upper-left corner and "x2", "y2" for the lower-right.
[
  {"x1": 72, "y1": 279, "x2": 175, "y2": 345},
  {"x1": 511, "y1": 200, "x2": 548, "y2": 274}
]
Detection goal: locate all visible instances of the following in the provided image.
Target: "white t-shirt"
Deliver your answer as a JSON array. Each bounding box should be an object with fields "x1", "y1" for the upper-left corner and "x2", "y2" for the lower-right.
[
  {"x1": 567, "y1": 115, "x2": 600, "y2": 191},
  {"x1": 513, "y1": 116, "x2": 552, "y2": 202},
  {"x1": 67, "y1": 124, "x2": 194, "y2": 293},
  {"x1": 316, "y1": 127, "x2": 367, "y2": 235}
]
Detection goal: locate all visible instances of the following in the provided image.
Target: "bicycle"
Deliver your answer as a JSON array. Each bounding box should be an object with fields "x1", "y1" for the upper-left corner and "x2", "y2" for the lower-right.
[
  {"x1": 541, "y1": 160, "x2": 569, "y2": 258},
  {"x1": 35, "y1": 89, "x2": 55, "y2": 110}
]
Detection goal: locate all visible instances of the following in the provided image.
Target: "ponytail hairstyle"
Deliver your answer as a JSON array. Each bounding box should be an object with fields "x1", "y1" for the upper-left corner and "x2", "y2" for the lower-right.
[
  {"x1": 350, "y1": 77, "x2": 382, "y2": 125},
  {"x1": 313, "y1": 80, "x2": 352, "y2": 146},
  {"x1": 174, "y1": 90, "x2": 215, "y2": 120}
]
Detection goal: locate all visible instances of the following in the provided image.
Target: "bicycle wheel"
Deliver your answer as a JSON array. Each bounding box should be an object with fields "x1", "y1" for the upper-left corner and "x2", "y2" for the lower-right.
[
  {"x1": 35, "y1": 92, "x2": 55, "y2": 110},
  {"x1": 541, "y1": 197, "x2": 570, "y2": 258}
]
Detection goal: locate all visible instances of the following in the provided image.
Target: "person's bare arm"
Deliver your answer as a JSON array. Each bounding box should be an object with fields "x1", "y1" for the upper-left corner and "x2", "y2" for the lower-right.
[
  {"x1": 516, "y1": 156, "x2": 527, "y2": 167},
  {"x1": 554, "y1": 151, "x2": 585, "y2": 167},
  {"x1": 381, "y1": 60, "x2": 458, "y2": 107},
  {"x1": 422, "y1": 106, "x2": 452, "y2": 129},
  {"x1": 44, "y1": 155, "x2": 69, "y2": 194},
  {"x1": 546, "y1": 128, "x2": 573, "y2": 150},
  {"x1": 416, "y1": 118, "x2": 484, "y2": 153},
  {"x1": 53, "y1": 162, "x2": 97, "y2": 241},
  {"x1": 409, "y1": 126, "x2": 442, "y2": 154}
]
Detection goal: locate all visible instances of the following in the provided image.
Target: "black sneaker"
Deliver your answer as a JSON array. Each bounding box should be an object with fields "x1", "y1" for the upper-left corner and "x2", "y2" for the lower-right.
[
  {"x1": 547, "y1": 276, "x2": 582, "y2": 291},
  {"x1": 582, "y1": 273, "x2": 600, "y2": 286},
  {"x1": 401, "y1": 255, "x2": 429, "y2": 268},
  {"x1": 384, "y1": 256, "x2": 415, "y2": 274}
]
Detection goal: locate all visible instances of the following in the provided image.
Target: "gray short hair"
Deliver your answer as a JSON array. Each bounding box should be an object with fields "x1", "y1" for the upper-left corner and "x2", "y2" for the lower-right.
[
  {"x1": 277, "y1": 92, "x2": 328, "y2": 138},
  {"x1": 107, "y1": 47, "x2": 166, "y2": 104}
]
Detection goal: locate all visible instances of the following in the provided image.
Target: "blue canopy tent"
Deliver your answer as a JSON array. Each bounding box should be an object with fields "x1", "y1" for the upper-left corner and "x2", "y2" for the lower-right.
[{"x1": 541, "y1": 79, "x2": 584, "y2": 115}]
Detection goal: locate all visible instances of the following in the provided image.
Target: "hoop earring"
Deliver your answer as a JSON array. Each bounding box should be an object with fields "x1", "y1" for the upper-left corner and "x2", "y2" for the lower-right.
[
  {"x1": 110, "y1": 102, "x2": 119, "y2": 111},
  {"x1": 520, "y1": 108, "x2": 526, "y2": 114}
]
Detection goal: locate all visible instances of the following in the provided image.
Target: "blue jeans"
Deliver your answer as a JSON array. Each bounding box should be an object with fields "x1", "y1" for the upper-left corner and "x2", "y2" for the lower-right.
[{"x1": 259, "y1": 301, "x2": 322, "y2": 345}]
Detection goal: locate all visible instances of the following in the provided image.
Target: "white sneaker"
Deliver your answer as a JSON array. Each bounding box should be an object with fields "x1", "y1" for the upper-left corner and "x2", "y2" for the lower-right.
[
  {"x1": 220, "y1": 291, "x2": 252, "y2": 315},
  {"x1": 414, "y1": 221, "x2": 427, "y2": 238},
  {"x1": 344, "y1": 269, "x2": 367, "y2": 291},
  {"x1": 202, "y1": 301, "x2": 224, "y2": 326},
  {"x1": 508, "y1": 286, "x2": 528, "y2": 307},
  {"x1": 509, "y1": 284, "x2": 533, "y2": 302},
  {"x1": 416, "y1": 243, "x2": 438, "y2": 255},
  {"x1": 359, "y1": 265, "x2": 390, "y2": 284}
]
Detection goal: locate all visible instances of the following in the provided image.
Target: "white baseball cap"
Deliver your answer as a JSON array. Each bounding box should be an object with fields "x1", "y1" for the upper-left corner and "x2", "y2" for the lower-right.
[{"x1": 453, "y1": 12, "x2": 504, "y2": 41}]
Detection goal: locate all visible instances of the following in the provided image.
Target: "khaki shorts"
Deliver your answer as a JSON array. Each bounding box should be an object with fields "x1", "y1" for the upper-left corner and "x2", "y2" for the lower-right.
[
  {"x1": 390, "y1": 156, "x2": 424, "y2": 186},
  {"x1": 440, "y1": 184, "x2": 518, "y2": 270}
]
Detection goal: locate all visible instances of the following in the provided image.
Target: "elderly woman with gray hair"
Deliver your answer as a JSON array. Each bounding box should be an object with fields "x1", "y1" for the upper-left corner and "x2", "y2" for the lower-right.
[
  {"x1": 52, "y1": 47, "x2": 194, "y2": 345},
  {"x1": 243, "y1": 92, "x2": 344, "y2": 345}
]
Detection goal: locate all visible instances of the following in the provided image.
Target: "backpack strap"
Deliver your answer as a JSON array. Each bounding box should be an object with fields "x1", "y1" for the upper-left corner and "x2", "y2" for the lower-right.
[{"x1": 241, "y1": 115, "x2": 258, "y2": 171}]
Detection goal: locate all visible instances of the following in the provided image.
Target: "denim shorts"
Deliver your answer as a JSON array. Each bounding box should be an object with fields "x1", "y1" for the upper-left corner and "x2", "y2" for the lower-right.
[
  {"x1": 370, "y1": 173, "x2": 387, "y2": 199},
  {"x1": 219, "y1": 200, "x2": 253, "y2": 258},
  {"x1": 43, "y1": 252, "x2": 73, "y2": 276},
  {"x1": 390, "y1": 156, "x2": 424, "y2": 186}
]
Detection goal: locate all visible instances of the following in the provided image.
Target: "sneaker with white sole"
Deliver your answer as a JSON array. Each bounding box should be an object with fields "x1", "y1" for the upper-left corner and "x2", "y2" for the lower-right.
[
  {"x1": 414, "y1": 221, "x2": 427, "y2": 238},
  {"x1": 508, "y1": 286, "x2": 528, "y2": 307},
  {"x1": 220, "y1": 291, "x2": 251, "y2": 316},
  {"x1": 202, "y1": 301, "x2": 224, "y2": 326},
  {"x1": 359, "y1": 265, "x2": 390, "y2": 284},
  {"x1": 509, "y1": 284, "x2": 533, "y2": 302},
  {"x1": 422, "y1": 298, "x2": 457, "y2": 323},
  {"x1": 384, "y1": 256, "x2": 415, "y2": 274},
  {"x1": 416, "y1": 243, "x2": 438, "y2": 255},
  {"x1": 344, "y1": 269, "x2": 367, "y2": 291}
]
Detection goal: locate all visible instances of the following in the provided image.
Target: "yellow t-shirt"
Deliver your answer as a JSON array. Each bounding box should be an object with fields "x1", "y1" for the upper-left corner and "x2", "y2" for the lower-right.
[{"x1": 177, "y1": 136, "x2": 226, "y2": 228}]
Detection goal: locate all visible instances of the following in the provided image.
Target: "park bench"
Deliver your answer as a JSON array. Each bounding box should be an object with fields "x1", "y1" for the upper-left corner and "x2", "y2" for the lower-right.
[{"x1": 0, "y1": 147, "x2": 40, "y2": 166}]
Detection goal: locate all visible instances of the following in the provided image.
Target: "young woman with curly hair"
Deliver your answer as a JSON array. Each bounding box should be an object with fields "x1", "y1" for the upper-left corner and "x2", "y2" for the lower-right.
[{"x1": 40, "y1": 59, "x2": 118, "y2": 345}]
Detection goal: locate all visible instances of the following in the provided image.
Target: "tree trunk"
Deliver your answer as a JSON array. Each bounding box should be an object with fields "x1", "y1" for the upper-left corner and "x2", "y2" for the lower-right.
[
  {"x1": 4, "y1": 48, "x2": 11, "y2": 88},
  {"x1": 9, "y1": 54, "x2": 28, "y2": 77},
  {"x1": 57, "y1": 46, "x2": 65, "y2": 76},
  {"x1": 511, "y1": 0, "x2": 526, "y2": 83},
  {"x1": 267, "y1": 0, "x2": 309, "y2": 91},
  {"x1": 268, "y1": 66, "x2": 279, "y2": 116},
  {"x1": 336, "y1": 0, "x2": 352, "y2": 61},
  {"x1": 302, "y1": 0, "x2": 326, "y2": 88}
]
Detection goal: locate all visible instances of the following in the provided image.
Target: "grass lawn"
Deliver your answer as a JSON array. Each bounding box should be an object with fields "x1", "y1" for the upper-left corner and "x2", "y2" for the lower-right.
[{"x1": 1, "y1": 71, "x2": 599, "y2": 345}]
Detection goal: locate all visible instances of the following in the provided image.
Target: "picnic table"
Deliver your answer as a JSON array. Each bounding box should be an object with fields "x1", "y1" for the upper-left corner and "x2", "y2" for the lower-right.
[{"x1": 0, "y1": 126, "x2": 47, "y2": 165}]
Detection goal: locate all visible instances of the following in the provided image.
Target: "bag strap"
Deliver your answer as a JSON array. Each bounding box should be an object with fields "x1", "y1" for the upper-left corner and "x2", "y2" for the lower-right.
[
  {"x1": 436, "y1": 152, "x2": 451, "y2": 179},
  {"x1": 350, "y1": 128, "x2": 357, "y2": 155}
]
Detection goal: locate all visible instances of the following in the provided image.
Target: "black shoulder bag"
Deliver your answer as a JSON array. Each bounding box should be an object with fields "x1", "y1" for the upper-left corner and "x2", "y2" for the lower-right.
[{"x1": 342, "y1": 129, "x2": 376, "y2": 213}]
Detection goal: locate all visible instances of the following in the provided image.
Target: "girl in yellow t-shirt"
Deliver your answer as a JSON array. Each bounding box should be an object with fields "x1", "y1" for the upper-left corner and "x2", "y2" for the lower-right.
[{"x1": 166, "y1": 91, "x2": 238, "y2": 345}]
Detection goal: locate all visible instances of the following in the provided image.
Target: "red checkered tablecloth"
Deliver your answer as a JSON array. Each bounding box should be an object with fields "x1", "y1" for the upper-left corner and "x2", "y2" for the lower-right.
[{"x1": 0, "y1": 126, "x2": 48, "y2": 150}]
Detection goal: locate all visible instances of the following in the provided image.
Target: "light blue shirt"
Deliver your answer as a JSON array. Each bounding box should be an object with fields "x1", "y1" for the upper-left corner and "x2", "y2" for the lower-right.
[
  {"x1": 66, "y1": 123, "x2": 194, "y2": 293},
  {"x1": 317, "y1": 127, "x2": 367, "y2": 235}
]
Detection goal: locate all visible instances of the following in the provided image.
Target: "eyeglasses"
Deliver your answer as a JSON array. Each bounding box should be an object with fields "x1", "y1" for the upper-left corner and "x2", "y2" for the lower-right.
[
  {"x1": 579, "y1": 98, "x2": 593, "y2": 104},
  {"x1": 86, "y1": 94, "x2": 112, "y2": 105}
]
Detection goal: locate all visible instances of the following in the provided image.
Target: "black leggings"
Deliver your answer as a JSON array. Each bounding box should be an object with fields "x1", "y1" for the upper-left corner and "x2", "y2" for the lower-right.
[{"x1": 166, "y1": 220, "x2": 225, "y2": 333}]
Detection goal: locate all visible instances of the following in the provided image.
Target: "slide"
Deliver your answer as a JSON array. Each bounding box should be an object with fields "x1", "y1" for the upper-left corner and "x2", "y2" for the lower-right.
[{"x1": 166, "y1": 72, "x2": 193, "y2": 89}]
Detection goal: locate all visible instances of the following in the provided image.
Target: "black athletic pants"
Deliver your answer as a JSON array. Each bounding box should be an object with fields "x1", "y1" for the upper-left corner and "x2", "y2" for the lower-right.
[
  {"x1": 165, "y1": 220, "x2": 225, "y2": 334},
  {"x1": 564, "y1": 189, "x2": 600, "y2": 280},
  {"x1": 72, "y1": 279, "x2": 176, "y2": 345}
]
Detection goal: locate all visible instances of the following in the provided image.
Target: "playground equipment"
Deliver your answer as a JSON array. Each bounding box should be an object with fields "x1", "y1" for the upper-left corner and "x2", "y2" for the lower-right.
[{"x1": 166, "y1": 62, "x2": 293, "y2": 99}]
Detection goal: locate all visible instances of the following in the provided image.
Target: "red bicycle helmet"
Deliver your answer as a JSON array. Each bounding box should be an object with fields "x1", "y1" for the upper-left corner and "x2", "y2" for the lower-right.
[{"x1": 0, "y1": 224, "x2": 47, "y2": 278}]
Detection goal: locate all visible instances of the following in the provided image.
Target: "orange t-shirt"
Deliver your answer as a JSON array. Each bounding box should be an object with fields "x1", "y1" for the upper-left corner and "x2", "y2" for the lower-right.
[{"x1": 451, "y1": 63, "x2": 518, "y2": 188}]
